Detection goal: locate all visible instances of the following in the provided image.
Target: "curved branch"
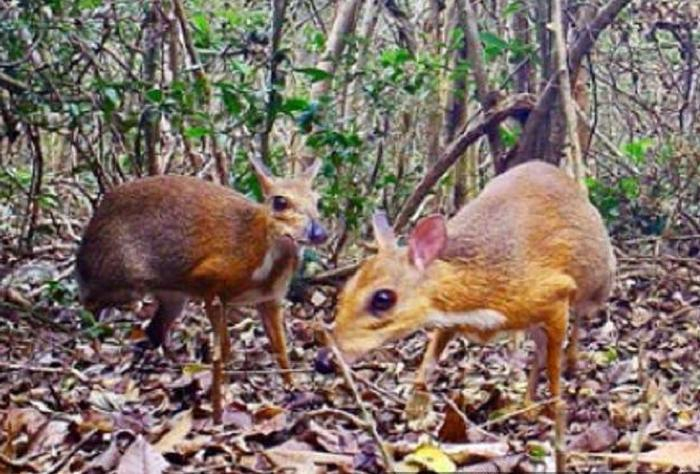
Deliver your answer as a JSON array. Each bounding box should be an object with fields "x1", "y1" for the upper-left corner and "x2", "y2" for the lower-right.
[
  {"x1": 393, "y1": 94, "x2": 536, "y2": 232},
  {"x1": 512, "y1": 0, "x2": 632, "y2": 167}
]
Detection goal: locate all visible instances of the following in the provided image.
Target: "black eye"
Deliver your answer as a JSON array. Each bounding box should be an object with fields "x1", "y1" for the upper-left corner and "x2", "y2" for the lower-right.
[
  {"x1": 369, "y1": 289, "x2": 397, "y2": 315},
  {"x1": 272, "y1": 195, "x2": 288, "y2": 212}
]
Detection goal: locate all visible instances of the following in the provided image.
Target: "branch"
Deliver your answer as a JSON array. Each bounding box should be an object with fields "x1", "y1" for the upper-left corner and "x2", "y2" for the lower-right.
[
  {"x1": 393, "y1": 94, "x2": 536, "y2": 232},
  {"x1": 462, "y1": 0, "x2": 503, "y2": 162},
  {"x1": 512, "y1": 0, "x2": 632, "y2": 166},
  {"x1": 0, "y1": 71, "x2": 30, "y2": 92}
]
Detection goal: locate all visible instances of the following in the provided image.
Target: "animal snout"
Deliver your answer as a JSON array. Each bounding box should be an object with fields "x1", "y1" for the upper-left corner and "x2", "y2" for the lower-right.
[
  {"x1": 313, "y1": 347, "x2": 336, "y2": 374},
  {"x1": 306, "y1": 219, "x2": 328, "y2": 244}
]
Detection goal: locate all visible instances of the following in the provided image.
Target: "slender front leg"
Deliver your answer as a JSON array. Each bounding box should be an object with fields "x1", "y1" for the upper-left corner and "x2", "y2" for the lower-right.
[
  {"x1": 257, "y1": 299, "x2": 293, "y2": 385},
  {"x1": 406, "y1": 330, "x2": 454, "y2": 421},
  {"x1": 205, "y1": 299, "x2": 227, "y2": 424},
  {"x1": 414, "y1": 329, "x2": 454, "y2": 390}
]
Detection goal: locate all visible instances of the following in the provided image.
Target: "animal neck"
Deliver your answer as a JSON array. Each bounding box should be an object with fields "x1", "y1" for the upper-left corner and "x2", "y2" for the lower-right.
[{"x1": 424, "y1": 258, "x2": 504, "y2": 314}]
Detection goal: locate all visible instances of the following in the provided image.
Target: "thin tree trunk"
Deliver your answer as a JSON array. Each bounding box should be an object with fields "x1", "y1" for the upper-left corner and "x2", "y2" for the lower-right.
[
  {"x1": 444, "y1": 0, "x2": 470, "y2": 210},
  {"x1": 462, "y1": 0, "x2": 503, "y2": 169},
  {"x1": 143, "y1": 2, "x2": 162, "y2": 176},
  {"x1": 261, "y1": 0, "x2": 288, "y2": 165},
  {"x1": 310, "y1": 0, "x2": 364, "y2": 100},
  {"x1": 21, "y1": 125, "x2": 43, "y2": 255},
  {"x1": 347, "y1": 0, "x2": 380, "y2": 123},
  {"x1": 173, "y1": 0, "x2": 228, "y2": 183},
  {"x1": 552, "y1": 0, "x2": 583, "y2": 184},
  {"x1": 424, "y1": 0, "x2": 444, "y2": 168},
  {"x1": 511, "y1": 0, "x2": 632, "y2": 169}
]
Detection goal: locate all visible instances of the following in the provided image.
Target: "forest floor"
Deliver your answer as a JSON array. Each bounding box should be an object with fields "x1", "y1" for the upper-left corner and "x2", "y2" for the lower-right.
[{"x1": 1, "y1": 217, "x2": 699, "y2": 472}]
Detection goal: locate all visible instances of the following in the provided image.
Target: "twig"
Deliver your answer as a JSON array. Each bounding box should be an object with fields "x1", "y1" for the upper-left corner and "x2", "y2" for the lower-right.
[
  {"x1": 45, "y1": 429, "x2": 98, "y2": 474},
  {"x1": 308, "y1": 262, "x2": 360, "y2": 285},
  {"x1": 0, "y1": 301, "x2": 72, "y2": 333},
  {"x1": 0, "y1": 361, "x2": 89, "y2": 383},
  {"x1": 324, "y1": 332, "x2": 396, "y2": 470},
  {"x1": 477, "y1": 396, "x2": 559, "y2": 430},
  {"x1": 442, "y1": 396, "x2": 503, "y2": 442},
  {"x1": 0, "y1": 452, "x2": 39, "y2": 473},
  {"x1": 303, "y1": 408, "x2": 369, "y2": 429}
]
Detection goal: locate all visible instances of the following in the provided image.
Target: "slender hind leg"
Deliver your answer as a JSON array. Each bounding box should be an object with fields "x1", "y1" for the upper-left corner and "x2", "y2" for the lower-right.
[
  {"x1": 525, "y1": 327, "x2": 548, "y2": 406},
  {"x1": 205, "y1": 298, "x2": 228, "y2": 424},
  {"x1": 145, "y1": 291, "x2": 188, "y2": 350},
  {"x1": 565, "y1": 312, "x2": 580, "y2": 374}
]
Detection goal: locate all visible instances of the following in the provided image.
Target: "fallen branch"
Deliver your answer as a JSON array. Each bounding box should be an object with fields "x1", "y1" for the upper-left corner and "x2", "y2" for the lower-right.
[
  {"x1": 45, "y1": 429, "x2": 99, "y2": 474},
  {"x1": 477, "y1": 396, "x2": 559, "y2": 430},
  {"x1": 0, "y1": 452, "x2": 39, "y2": 473},
  {"x1": 324, "y1": 331, "x2": 396, "y2": 470},
  {"x1": 0, "y1": 361, "x2": 89, "y2": 383}
]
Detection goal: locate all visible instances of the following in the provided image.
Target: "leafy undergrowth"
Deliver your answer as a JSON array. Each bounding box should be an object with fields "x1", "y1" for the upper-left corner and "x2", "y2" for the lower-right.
[{"x1": 1, "y1": 234, "x2": 699, "y2": 473}]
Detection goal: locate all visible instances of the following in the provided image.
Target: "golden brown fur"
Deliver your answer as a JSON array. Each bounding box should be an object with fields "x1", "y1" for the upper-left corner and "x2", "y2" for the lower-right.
[{"x1": 332, "y1": 161, "x2": 615, "y2": 403}]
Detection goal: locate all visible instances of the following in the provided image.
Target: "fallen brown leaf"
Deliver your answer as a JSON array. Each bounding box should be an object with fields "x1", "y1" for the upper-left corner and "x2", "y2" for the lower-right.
[{"x1": 116, "y1": 435, "x2": 169, "y2": 474}]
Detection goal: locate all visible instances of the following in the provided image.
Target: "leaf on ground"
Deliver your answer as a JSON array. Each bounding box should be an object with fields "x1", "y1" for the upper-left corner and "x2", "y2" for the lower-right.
[
  {"x1": 1, "y1": 408, "x2": 47, "y2": 457},
  {"x1": 438, "y1": 394, "x2": 469, "y2": 443},
  {"x1": 154, "y1": 409, "x2": 193, "y2": 453},
  {"x1": 442, "y1": 442, "x2": 510, "y2": 465},
  {"x1": 607, "y1": 441, "x2": 700, "y2": 468},
  {"x1": 265, "y1": 439, "x2": 354, "y2": 472},
  {"x1": 457, "y1": 454, "x2": 524, "y2": 473},
  {"x1": 116, "y1": 435, "x2": 169, "y2": 474},
  {"x1": 306, "y1": 420, "x2": 358, "y2": 455},
  {"x1": 568, "y1": 421, "x2": 619, "y2": 452},
  {"x1": 86, "y1": 436, "x2": 123, "y2": 472},
  {"x1": 397, "y1": 444, "x2": 457, "y2": 473}
]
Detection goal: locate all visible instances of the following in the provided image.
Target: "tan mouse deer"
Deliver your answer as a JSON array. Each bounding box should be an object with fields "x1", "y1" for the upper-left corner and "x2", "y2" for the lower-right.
[
  {"x1": 331, "y1": 161, "x2": 615, "y2": 408},
  {"x1": 76, "y1": 158, "x2": 327, "y2": 422}
]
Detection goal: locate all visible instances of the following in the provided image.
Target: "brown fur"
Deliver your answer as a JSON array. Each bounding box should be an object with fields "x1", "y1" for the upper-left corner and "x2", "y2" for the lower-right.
[
  {"x1": 333, "y1": 161, "x2": 615, "y2": 402},
  {"x1": 76, "y1": 164, "x2": 323, "y2": 382}
]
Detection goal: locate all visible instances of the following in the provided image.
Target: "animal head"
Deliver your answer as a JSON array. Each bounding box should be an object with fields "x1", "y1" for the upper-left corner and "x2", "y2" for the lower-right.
[
  {"x1": 250, "y1": 157, "x2": 328, "y2": 245},
  {"x1": 332, "y1": 212, "x2": 448, "y2": 362}
]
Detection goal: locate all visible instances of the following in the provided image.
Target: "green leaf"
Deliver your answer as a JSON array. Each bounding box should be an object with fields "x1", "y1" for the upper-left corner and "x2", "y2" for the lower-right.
[
  {"x1": 145, "y1": 88, "x2": 163, "y2": 104},
  {"x1": 295, "y1": 67, "x2": 333, "y2": 82},
  {"x1": 621, "y1": 137, "x2": 654, "y2": 165},
  {"x1": 480, "y1": 31, "x2": 509, "y2": 59},
  {"x1": 380, "y1": 48, "x2": 411, "y2": 67},
  {"x1": 78, "y1": 0, "x2": 102, "y2": 9},
  {"x1": 102, "y1": 87, "x2": 120, "y2": 114},
  {"x1": 221, "y1": 88, "x2": 242, "y2": 115},
  {"x1": 281, "y1": 97, "x2": 310, "y2": 113},
  {"x1": 184, "y1": 126, "x2": 209, "y2": 138},
  {"x1": 503, "y1": 0, "x2": 524, "y2": 17},
  {"x1": 618, "y1": 176, "x2": 640, "y2": 200}
]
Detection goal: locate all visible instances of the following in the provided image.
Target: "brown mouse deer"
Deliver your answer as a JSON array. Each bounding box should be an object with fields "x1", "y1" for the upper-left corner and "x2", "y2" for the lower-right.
[
  {"x1": 331, "y1": 161, "x2": 615, "y2": 409},
  {"x1": 76, "y1": 158, "x2": 327, "y2": 422}
]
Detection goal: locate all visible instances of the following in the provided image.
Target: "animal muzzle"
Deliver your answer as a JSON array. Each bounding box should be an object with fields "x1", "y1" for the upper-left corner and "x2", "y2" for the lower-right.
[{"x1": 306, "y1": 219, "x2": 328, "y2": 245}]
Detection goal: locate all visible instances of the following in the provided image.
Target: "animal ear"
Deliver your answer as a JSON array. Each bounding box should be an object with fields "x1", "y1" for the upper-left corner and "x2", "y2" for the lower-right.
[
  {"x1": 408, "y1": 215, "x2": 447, "y2": 271},
  {"x1": 299, "y1": 159, "x2": 322, "y2": 182},
  {"x1": 249, "y1": 156, "x2": 274, "y2": 195},
  {"x1": 372, "y1": 211, "x2": 397, "y2": 252}
]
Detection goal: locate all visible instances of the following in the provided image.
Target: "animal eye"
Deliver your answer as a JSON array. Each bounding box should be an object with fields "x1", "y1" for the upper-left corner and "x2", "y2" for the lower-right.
[
  {"x1": 369, "y1": 289, "x2": 397, "y2": 315},
  {"x1": 272, "y1": 195, "x2": 289, "y2": 212}
]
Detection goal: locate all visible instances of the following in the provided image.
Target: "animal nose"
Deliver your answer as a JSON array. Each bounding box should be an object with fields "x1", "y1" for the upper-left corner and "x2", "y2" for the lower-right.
[{"x1": 307, "y1": 219, "x2": 328, "y2": 244}]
